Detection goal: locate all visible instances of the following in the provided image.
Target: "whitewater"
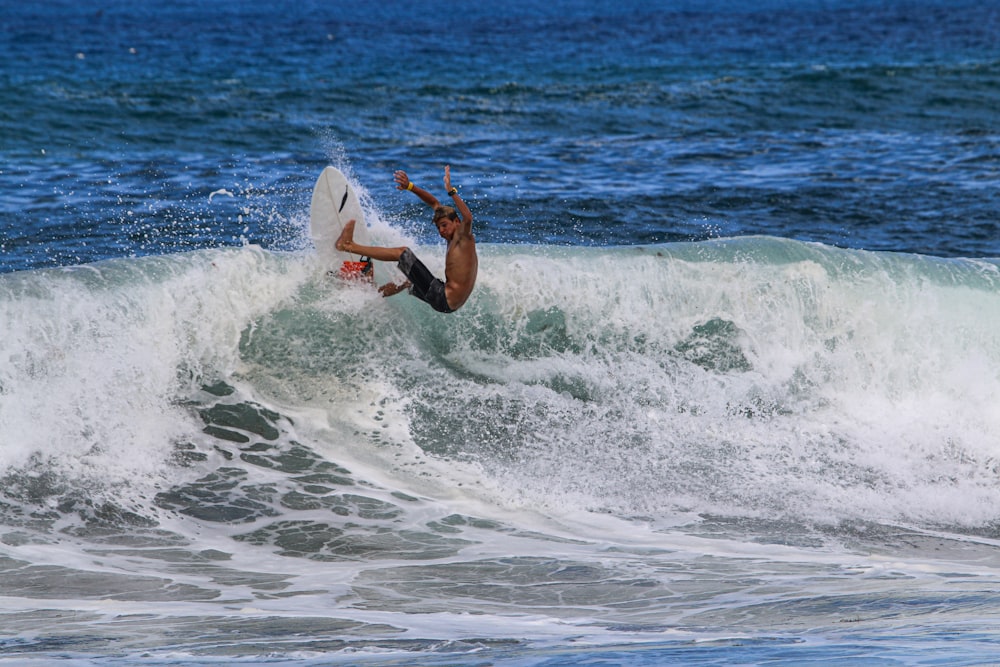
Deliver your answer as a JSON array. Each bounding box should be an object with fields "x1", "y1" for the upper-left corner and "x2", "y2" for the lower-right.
[{"x1": 4, "y1": 197, "x2": 1000, "y2": 664}]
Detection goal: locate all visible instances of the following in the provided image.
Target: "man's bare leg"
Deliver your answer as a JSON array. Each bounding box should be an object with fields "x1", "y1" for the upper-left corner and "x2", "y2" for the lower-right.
[
  {"x1": 336, "y1": 219, "x2": 409, "y2": 296},
  {"x1": 335, "y1": 219, "x2": 406, "y2": 262}
]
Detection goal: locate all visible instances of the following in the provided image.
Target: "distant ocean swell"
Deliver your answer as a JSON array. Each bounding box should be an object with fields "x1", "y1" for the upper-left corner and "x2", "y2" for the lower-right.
[
  {"x1": 3, "y1": 234, "x2": 1000, "y2": 537},
  {"x1": 5, "y1": 49, "x2": 1000, "y2": 275}
]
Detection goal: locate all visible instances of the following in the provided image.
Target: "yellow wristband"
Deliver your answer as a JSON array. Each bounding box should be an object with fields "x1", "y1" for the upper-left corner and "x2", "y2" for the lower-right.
[
  {"x1": 448, "y1": 187, "x2": 458, "y2": 196},
  {"x1": 407, "y1": 182, "x2": 414, "y2": 191}
]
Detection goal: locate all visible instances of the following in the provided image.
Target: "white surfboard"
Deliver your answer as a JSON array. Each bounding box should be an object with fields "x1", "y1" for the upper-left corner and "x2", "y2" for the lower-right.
[{"x1": 309, "y1": 166, "x2": 369, "y2": 269}]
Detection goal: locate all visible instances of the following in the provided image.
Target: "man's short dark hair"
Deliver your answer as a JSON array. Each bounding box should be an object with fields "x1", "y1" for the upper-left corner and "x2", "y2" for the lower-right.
[{"x1": 433, "y1": 206, "x2": 459, "y2": 223}]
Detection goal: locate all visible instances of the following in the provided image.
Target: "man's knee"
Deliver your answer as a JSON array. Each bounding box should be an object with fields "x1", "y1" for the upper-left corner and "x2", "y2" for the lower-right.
[{"x1": 397, "y1": 247, "x2": 416, "y2": 272}]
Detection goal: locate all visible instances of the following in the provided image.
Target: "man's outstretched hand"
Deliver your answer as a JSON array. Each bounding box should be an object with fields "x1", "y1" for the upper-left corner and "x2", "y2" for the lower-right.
[{"x1": 379, "y1": 281, "x2": 410, "y2": 298}]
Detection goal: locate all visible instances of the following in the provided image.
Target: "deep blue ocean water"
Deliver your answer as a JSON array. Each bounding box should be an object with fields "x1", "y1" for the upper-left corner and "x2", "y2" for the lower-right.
[
  {"x1": 4, "y1": 0, "x2": 1000, "y2": 272},
  {"x1": 3, "y1": 1, "x2": 1000, "y2": 665}
]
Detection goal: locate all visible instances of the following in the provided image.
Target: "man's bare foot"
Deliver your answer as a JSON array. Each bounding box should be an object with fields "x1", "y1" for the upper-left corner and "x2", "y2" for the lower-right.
[{"x1": 335, "y1": 219, "x2": 356, "y2": 252}]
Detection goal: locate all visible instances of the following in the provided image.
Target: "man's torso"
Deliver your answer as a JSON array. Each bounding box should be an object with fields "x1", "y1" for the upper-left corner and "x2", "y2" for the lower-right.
[{"x1": 444, "y1": 235, "x2": 478, "y2": 310}]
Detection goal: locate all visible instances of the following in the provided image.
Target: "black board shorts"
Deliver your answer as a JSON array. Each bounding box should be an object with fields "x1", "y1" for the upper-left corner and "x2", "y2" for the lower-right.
[{"x1": 397, "y1": 248, "x2": 454, "y2": 313}]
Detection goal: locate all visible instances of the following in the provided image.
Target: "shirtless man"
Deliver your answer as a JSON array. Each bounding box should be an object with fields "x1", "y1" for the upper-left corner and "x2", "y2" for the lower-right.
[{"x1": 335, "y1": 165, "x2": 477, "y2": 313}]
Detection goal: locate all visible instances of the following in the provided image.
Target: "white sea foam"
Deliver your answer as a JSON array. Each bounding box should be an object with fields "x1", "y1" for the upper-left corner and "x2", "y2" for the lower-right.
[
  {"x1": 4, "y1": 236, "x2": 999, "y2": 529},
  {"x1": 374, "y1": 240, "x2": 1000, "y2": 527},
  {"x1": 0, "y1": 247, "x2": 309, "y2": 484}
]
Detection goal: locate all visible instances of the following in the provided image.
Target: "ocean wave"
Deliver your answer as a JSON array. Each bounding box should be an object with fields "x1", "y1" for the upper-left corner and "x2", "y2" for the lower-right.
[{"x1": 2, "y1": 237, "x2": 1000, "y2": 534}]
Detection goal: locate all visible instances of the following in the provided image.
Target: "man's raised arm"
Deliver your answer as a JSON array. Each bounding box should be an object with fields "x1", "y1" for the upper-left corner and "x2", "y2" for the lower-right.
[
  {"x1": 394, "y1": 170, "x2": 440, "y2": 209},
  {"x1": 444, "y1": 165, "x2": 473, "y2": 231}
]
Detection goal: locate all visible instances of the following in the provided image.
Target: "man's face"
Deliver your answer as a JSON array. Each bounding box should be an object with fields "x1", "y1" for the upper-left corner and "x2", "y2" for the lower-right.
[{"x1": 435, "y1": 215, "x2": 459, "y2": 239}]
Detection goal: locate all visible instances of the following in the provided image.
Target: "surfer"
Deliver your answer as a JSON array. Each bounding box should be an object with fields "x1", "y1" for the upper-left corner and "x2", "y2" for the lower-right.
[{"x1": 335, "y1": 165, "x2": 477, "y2": 313}]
